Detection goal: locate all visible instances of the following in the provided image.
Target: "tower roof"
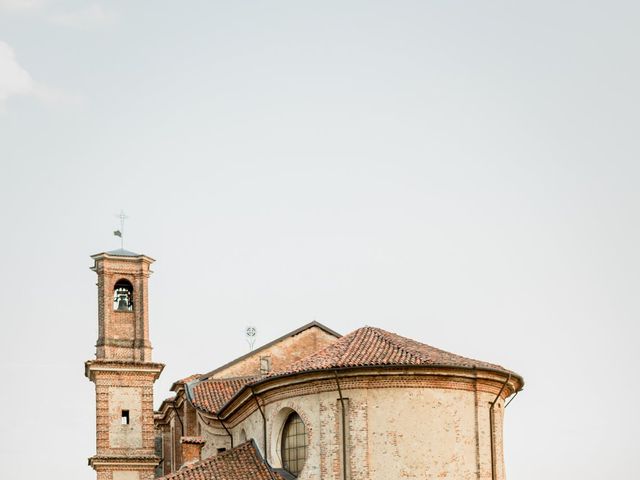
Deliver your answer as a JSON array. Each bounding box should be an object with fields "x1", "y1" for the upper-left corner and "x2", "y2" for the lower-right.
[
  {"x1": 91, "y1": 249, "x2": 155, "y2": 262},
  {"x1": 106, "y1": 248, "x2": 142, "y2": 257}
]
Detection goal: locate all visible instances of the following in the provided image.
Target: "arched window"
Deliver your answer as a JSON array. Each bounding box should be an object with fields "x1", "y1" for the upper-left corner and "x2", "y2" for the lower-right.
[
  {"x1": 239, "y1": 429, "x2": 247, "y2": 443},
  {"x1": 113, "y1": 279, "x2": 133, "y2": 311},
  {"x1": 281, "y1": 412, "x2": 307, "y2": 477}
]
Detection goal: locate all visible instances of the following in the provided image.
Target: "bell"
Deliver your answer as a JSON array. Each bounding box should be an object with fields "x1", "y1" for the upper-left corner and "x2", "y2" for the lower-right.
[
  {"x1": 116, "y1": 290, "x2": 129, "y2": 311},
  {"x1": 117, "y1": 293, "x2": 129, "y2": 311}
]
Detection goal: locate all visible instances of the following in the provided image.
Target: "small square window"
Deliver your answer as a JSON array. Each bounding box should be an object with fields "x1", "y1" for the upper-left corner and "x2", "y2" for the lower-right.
[
  {"x1": 260, "y1": 356, "x2": 271, "y2": 375},
  {"x1": 121, "y1": 410, "x2": 130, "y2": 425}
]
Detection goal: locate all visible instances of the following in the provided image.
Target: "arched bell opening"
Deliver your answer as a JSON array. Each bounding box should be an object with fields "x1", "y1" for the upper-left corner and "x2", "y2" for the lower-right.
[{"x1": 113, "y1": 279, "x2": 134, "y2": 311}]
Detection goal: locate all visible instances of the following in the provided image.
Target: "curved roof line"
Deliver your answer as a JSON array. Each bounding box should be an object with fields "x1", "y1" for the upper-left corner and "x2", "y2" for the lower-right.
[{"x1": 187, "y1": 326, "x2": 524, "y2": 418}]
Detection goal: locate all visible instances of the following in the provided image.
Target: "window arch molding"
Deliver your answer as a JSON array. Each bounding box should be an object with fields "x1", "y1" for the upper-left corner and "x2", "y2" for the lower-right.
[
  {"x1": 267, "y1": 406, "x2": 315, "y2": 474},
  {"x1": 280, "y1": 411, "x2": 307, "y2": 476},
  {"x1": 269, "y1": 406, "x2": 311, "y2": 477}
]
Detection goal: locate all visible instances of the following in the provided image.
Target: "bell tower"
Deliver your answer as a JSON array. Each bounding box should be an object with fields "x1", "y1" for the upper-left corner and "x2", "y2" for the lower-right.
[{"x1": 85, "y1": 249, "x2": 164, "y2": 480}]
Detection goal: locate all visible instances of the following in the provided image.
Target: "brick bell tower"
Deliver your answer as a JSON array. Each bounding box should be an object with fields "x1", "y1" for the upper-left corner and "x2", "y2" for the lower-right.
[{"x1": 85, "y1": 249, "x2": 164, "y2": 480}]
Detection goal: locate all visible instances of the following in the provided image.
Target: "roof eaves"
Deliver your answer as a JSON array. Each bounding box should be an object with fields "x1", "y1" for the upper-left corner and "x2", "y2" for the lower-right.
[
  {"x1": 170, "y1": 374, "x2": 201, "y2": 392},
  {"x1": 91, "y1": 249, "x2": 155, "y2": 261},
  {"x1": 185, "y1": 375, "x2": 258, "y2": 416},
  {"x1": 215, "y1": 363, "x2": 524, "y2": 420}
]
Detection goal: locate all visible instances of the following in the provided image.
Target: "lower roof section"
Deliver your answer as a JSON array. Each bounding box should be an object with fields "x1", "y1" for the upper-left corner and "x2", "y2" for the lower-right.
[{"x1": 156, "y1": 440, "x2": 292, "y2": 480}]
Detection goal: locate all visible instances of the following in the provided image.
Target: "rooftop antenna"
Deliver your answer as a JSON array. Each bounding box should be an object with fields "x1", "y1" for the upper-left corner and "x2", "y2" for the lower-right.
[
  {"x1": 113, "y1": 210, "x2": 128, "y2": 249},
  {"x1": 245, "y1": 326, "x2": 257, "y2": 351}
]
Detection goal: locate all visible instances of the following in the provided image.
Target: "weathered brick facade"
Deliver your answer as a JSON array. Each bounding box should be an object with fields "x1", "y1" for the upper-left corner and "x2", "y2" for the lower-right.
[
  {"x1": 83, "y1": 251, "x2": 522, "y2": 480},
  {"x1": 86, "y1": 250, "x2": 164, "y2": 480},
  {"x1": 154, "y1": 325, "x2": 523, "y2": 480}
]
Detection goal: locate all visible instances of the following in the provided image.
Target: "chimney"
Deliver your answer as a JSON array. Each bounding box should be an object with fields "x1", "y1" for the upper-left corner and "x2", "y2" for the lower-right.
[{"x1": 180, "y1": 436, "x2": 205, "y2": 467}]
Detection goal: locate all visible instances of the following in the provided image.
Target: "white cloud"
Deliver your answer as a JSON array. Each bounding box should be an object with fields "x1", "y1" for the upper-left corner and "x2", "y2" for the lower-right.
[
  {"x1": 0, "y1": 41, "x2": 36, "y2": 102},
  {"x1": 49, "y1": 3, "x2": 113, "y2": 29},
  {"x1": 0, "y1": 41, "x2": 80, "y2": 108}
]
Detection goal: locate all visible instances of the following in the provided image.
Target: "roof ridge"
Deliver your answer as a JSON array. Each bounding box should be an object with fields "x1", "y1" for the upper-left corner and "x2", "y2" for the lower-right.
[
  {"x1": 335, "y1": 327, "x2": 364, "y2": 365},
  {"x1": 199, "y1": 321, "x2": 341, "y2": 381},
  {"x1": 373, "y1": 327, "x2": 435, "y2": 363},
  {"x1": 268, "y1": 328, "x2": 354, "y2": 376},
  {"x1": 365, "y1": 327, "x2": 424, "y2": 364},
  {"x1": 198, "y1": 374, "x2": 260, "y2": 384}
]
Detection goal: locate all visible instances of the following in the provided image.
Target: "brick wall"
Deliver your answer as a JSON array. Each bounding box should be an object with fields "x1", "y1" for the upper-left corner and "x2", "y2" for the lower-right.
[{"x1": 210, "y1": 326, "x2": 338, "y2": 379}]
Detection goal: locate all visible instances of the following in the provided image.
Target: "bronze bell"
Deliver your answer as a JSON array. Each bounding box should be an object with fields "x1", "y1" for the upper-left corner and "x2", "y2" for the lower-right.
[
  {"x1": 115, "y1": 289, "x2": 131, "y2": 311},
  {"x1": 117, "y1": 296, "x2": 128, "y2": 310}
]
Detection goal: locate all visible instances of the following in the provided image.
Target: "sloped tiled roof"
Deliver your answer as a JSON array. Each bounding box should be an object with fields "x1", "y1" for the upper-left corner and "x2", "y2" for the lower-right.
[
  {"x1": 189, "y1": 376, "x2": 259, "y2": 415},
  {"x1": 157, "y1": 440, "x2": 287, "y2": 480},
  {"x1": 270, "y1": 326, "x2": 517, "y2": 377},
  {"x1": 185, "y1": 326, "x2": 520, "y2": 417},
  {"x1": 179, "y1": 374, "x2": 202, "y2": 384},
  {"x1": 171, "y1": 373, "x2": 202, "y2": 391}
]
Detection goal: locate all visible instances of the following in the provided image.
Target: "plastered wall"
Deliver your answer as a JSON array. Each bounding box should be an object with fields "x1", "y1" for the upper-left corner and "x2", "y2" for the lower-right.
[
  {"x1": 109, "y1": 387, "x2": 143, "y2": 448},
  {"x1": 206, "y1": 377, "x2": 508, "y2": 480}
]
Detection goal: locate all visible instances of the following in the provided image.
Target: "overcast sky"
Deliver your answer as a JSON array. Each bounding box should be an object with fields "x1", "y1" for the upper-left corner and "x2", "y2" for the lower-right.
[{"x1": 1, "y1": 1, "x2": 639, "y2": 479}]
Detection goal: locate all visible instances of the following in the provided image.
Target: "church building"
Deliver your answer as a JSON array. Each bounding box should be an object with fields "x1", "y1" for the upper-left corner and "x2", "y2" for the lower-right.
[{"x1": 85, "y1": 249, "x2": 524, "y2": 480}]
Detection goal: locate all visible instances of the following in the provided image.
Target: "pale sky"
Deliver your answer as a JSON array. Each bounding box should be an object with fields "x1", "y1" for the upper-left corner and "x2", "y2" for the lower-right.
[{"x1": 1, "y1": 1, "x2": 639, "y2": 479}]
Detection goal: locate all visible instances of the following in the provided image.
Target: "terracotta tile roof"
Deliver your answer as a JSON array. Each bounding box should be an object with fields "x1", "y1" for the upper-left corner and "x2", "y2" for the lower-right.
[
  {"x1": 189, "y1": 376, "x2": 258, "y2": 415},
  {"x1": 184, "y1": 327, "x2": 520, "y2": 416},
  {"x1": 179, "y1": 374, "x2": 202, "y2": 383},
  {"x1": 157, "y1": 440, "x2": 287, "y2": 480},
  {"x1": 171, "y1": 374, "x2": 202, "y2": 391},
  {"x1": 270, "y1": 326, "x2": 517, "y2": 377}
]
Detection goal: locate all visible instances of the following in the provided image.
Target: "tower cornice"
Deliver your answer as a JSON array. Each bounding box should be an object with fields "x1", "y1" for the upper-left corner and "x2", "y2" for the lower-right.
[
  {"x1": 85, "y1": 359, "x2": 164, "y2": 382},
  {"x1": 88, "y1": 454, "x2": 161, "y2": 468},
  {"x1": 91, "y1": 249, "x2": 155, "y2": 263}
]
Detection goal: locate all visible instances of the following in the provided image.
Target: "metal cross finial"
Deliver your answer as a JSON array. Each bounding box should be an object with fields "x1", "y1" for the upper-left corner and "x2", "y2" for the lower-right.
[
  {"x1": 113, "y1": 210, "x2": 128, "y2": 249},
  {"x1": 245, "y1": 326, "x2": 257, "y2": 351}
]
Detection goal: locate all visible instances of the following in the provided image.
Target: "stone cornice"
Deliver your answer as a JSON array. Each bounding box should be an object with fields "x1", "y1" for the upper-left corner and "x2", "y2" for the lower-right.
[
  {"x1": 91, "y1": 251, "x2": 155, "y2": 263},
  {"x1": 215, "y1": 365, "x2": 522, "y2": 422},
  {"x1": 85, "y1": 359, "x2": 164, "y2": 382},
  {"x1": 88, "y1": 455, "x2": 160, "y2": 468}
]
